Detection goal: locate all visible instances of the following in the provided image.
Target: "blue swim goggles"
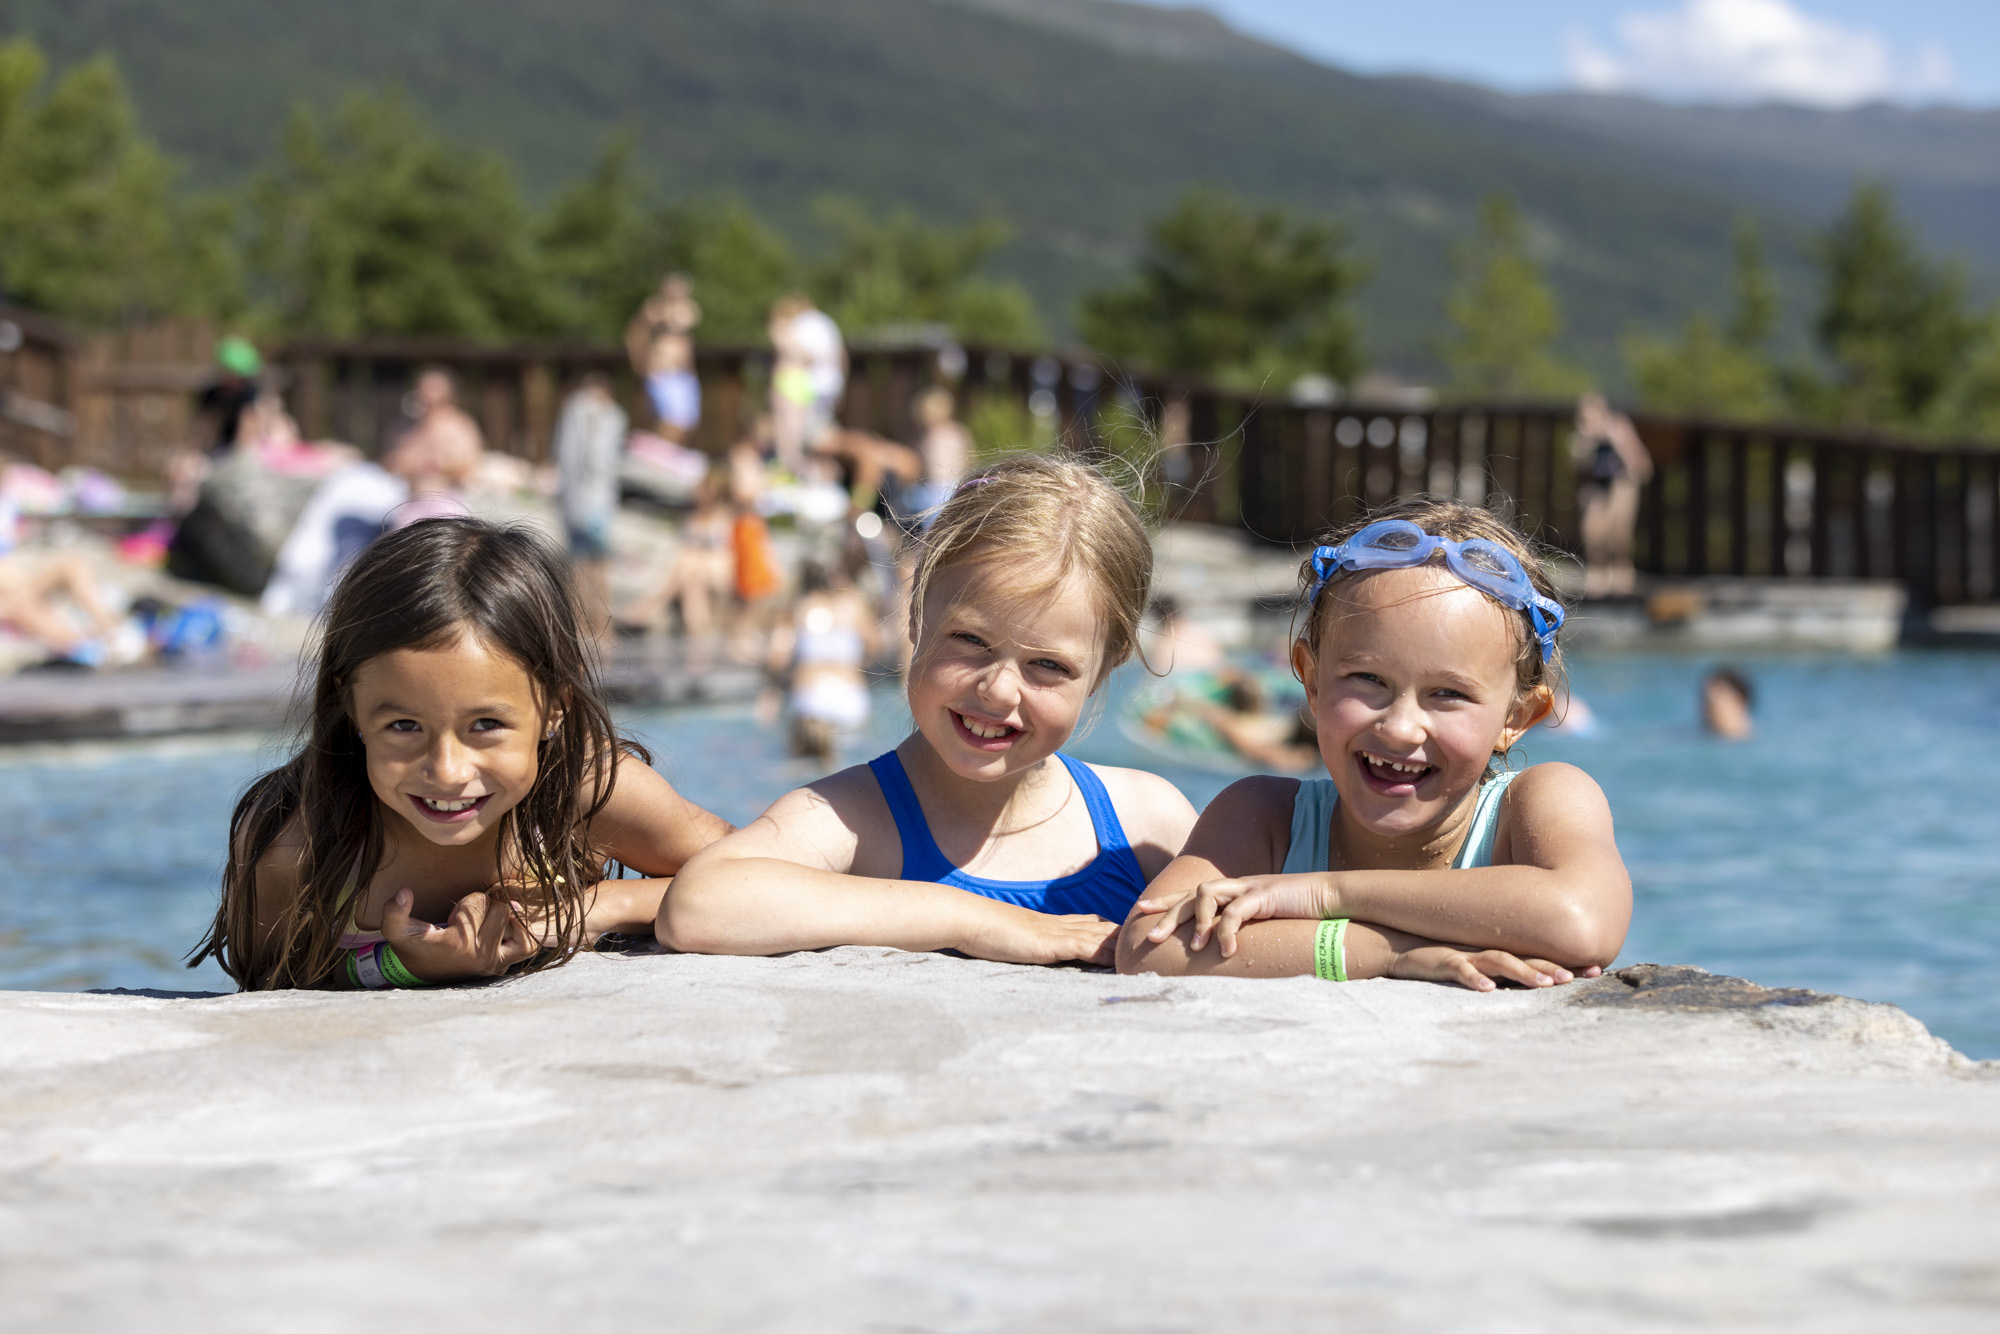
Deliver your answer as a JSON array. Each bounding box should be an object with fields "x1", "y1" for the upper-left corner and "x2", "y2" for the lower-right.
[{"x1": 1306, "y1": 519, "x2": 1566, "y2": 662}]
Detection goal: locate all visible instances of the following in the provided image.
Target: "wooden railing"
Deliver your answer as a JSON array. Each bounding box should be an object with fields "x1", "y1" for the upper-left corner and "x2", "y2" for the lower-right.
[
  {"x1": 9, "y1": 315, "x2": 1999, "y2": 608},
  {"x1": 1233, "y1": 402, "x2": 2000, "y2": 609}
]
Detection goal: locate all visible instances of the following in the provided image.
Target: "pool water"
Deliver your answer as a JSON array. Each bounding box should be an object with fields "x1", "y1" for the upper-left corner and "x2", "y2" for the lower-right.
[{"x1": 1, "y1": 652, "x2": 1995, "y2": 1058}]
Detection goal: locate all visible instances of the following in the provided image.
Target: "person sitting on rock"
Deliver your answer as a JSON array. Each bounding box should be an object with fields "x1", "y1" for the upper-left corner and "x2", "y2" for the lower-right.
[
  {"x1": 191, "y1": 518, "x2": 732, "y2": 991},
  {"x1": 1119, "y1": 497, "x2": 1631, "y2": 990}
]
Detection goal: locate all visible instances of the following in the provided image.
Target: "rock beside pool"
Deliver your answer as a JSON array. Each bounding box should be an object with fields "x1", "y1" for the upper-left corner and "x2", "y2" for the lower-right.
[{"x1": 2, "y1": 952, "x2": 1995, "y2": 1329}]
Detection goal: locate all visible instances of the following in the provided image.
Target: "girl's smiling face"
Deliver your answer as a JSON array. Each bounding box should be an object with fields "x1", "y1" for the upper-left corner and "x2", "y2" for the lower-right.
[
  {"x1": 347, "y1": 632, "x2": 558, "y2": 849},
  {"x1": 906, "y1": 556, "x2": 1105, "y2": 782},
  {"x1": 1297, "y1": 564, "x2": 1549, "y2": 842}
]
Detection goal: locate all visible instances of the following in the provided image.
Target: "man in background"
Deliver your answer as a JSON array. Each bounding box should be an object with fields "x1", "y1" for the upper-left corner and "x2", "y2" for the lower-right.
[
  {"x1": 553, "y1": 370, "x2": 628, "y2": 641},
  {"x1": 384, "y1": 367, "x2": 484, "y2": 523},
  {"x1": 768, "y1": 295, "x2": 846, "y2": 472},
  {"x1": 626, "y1": 273, "x2": 702, "y2": 443}
]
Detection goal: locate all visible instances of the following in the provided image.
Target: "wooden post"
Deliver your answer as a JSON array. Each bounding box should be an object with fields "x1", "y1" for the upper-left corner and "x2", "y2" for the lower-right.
[
  {"x1": 1727, "y1": 433, "x2": 1749, "y2": 575},
  {"x1": 1303, "y1": 409, "x2": 1332, "y2": 536},
  {"x1": 1684, "y1": 431, "x2": 1710, "y2": 576},
  {"x1": 522, "y1": 361, "x2": 555, "y2": 463}
]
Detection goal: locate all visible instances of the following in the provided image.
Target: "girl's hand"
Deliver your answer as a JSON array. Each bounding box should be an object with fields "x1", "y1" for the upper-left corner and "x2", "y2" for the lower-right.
[
  {"x1": 957, "y1": 907, "x2": 1118, "y2": 967},
  {"x1": 1137, "y1": 874, "x2": 1337, "y2": 958},
  {"x1": 1388, "y1": 943, "x2": 1576, "y2": 993},
  {"x1": 379, "y1": 887, "x2": 537, "y2": 983}
]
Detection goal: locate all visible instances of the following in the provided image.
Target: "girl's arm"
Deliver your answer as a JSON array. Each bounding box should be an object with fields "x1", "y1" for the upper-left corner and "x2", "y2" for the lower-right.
[
  {"x1": 578, "y1": 759, "x2": 736, "y2": 937},
  {"x1": 1134, "y1": 763, "x2": 1629, "y2": 971},
  {"x1": 1115, "y1": 774, "x2": 1591, "y2": 988},
  {"x1": 246, "y1": 834, "x2": 535, "y2": 989},
  {"x1": 1121, "y1": 908, "x2": 1577, "y2": 991},
  {"x1": 658, "y1": 768, "x2": 1118, "y2": 965}
]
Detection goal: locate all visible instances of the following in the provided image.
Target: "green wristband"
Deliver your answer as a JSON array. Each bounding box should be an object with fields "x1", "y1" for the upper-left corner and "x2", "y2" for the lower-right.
[
  {"x1": 377, "y1": 943, "x2": 435, "y2": 989},
  {"x1": 1314, "y1": 918, "x2": 1349, "y2": 983},
  {"x1": 344, "y1": 950, "x2": 362, "y2": 989}
]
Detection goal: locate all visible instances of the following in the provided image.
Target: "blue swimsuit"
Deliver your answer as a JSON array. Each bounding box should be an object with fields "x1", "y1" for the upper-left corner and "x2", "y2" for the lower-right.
[{"x1": 867, "y1": 750, "x2": 1149, "y2": 921}]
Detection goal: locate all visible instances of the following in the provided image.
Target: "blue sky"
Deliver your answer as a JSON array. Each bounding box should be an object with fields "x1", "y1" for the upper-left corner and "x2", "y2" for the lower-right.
[{"x1": 1150, "y1": 0, "x2": 1999, "y2": 106}]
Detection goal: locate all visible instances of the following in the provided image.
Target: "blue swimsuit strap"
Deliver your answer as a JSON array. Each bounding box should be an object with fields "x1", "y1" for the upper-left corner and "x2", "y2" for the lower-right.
[
  {"x1": 866, "y1": 750, "x2": 1140, "y2": 888},
  {"x1": 868, "y1": 750, "x2": 956, "y2": 882}
]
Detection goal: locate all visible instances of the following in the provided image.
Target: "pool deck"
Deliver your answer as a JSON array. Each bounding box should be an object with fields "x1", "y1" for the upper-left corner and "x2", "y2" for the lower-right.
[{"x1": 2, "y1": 952, "x2": 1994, "y2": 1329}]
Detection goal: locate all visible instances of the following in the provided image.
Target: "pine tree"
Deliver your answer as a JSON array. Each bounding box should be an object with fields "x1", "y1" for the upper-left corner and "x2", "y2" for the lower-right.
[
  {"x1": 1438, "y1": 194, "x2": 1583, "y2": 399},
  {"x1": 1626, "y1": 218, "x2": 1780, "y2": 420},
  {"x1": 1078, "y1": 187, "x2": 1361, "y2": 388},
  {"x1": 0, "y1": 38, "x2": 237, "y2": 325},
  {"x1": 1813, "y1": 183, "x2": 1974, "y2": 427}
]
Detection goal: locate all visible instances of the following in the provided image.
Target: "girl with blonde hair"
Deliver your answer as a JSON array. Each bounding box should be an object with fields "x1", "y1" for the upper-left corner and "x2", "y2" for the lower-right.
[
  {"x1": 660, "y1": 454, "x2": 1197, "y2": 966},
  {"x1": 1119, "y1": 496, "x2": 1631, "y2": 988}
]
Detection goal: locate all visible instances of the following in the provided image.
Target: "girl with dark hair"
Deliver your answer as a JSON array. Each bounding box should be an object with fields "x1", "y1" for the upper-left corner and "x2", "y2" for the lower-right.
[{"x1": 192, "y1": 518, "x2": 731, "y2": 991}]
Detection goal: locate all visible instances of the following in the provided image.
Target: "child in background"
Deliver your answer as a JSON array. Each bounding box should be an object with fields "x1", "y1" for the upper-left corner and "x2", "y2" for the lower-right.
[
  {"x1": 660, "y1": 455, "x2": 1198, "y2": 966},
  {"x1": 191, "y1": 519, "x2": 731, "y2": 991},
  {"x1": 766, "y1": 556, "x2": 877, "y2": 764},
  {"x1": 1701, "y1": 666, "x2": 1754, "y2": 740},
  {"x1": 1119, "y1": 497, "x2": 1630, "y2": 989}
]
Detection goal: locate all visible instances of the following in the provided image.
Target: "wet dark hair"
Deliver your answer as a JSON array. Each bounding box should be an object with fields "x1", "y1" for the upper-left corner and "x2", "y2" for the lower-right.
[
  {"x1": 1705, "y1": 666, "x2": 1754, "y2": 707},
  {"x1": 190, "y1": 519, "x2": 643, "y2": 990}
]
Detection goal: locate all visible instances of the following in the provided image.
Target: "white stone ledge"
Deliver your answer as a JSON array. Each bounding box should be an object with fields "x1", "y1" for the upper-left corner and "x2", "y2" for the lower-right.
[{"x1": 1, "y1": 952, "x2": 1995, "y2": 1330}]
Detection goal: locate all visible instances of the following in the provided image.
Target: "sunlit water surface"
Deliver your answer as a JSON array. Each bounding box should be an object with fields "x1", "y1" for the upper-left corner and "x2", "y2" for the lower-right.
[{"x1": 1, "y1": 651, "x2": 1994, "y2": 1057}]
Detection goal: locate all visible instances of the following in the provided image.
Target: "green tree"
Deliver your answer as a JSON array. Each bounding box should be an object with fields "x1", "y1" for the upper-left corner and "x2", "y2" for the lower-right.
[
  {"x1": 1811, "y1": 182, "x2": 1974, "y2": 428},
  {"x1": 1626, "y1": 219, "x2": 1781, "y2": 419},
  {"x1": 249, "y1": 89, "x2": 552, "y2": 338},
  {"x1": 0, "y1": 39, "x2": 235, "y2": 325},
  {"x1": 1438, "y1": 194, "x2": 1583, "y2": 399},
  {"x1": 536, "y1": 135, "x2": 675, "y2": 341},
  {"x1": 808, "y1": 199, "x2": 1042, "y2": 347},
  {"x1": 1078, "y1": 187, "x2": 1360, "y2": 387},
  {"x1": 654, "y1": 199, "x2": 796, "y2": 346},
  {"x1": 536, "y1": 135, "x2": 797, "y2": 344}
]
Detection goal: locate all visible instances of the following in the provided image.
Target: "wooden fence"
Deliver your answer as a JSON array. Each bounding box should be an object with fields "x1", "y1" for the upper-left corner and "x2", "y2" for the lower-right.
[
  {"x1": 1234, "y1": 403, "x2": 2000, "y2": 609},
  {"x1": 7, "y1": 315, "x2": 1999, "y2": 608}
]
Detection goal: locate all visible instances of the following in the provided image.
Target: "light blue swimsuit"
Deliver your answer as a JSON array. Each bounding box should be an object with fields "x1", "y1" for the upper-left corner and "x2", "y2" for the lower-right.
[{"x1": 1281, "y1": 768, "x2": 1518, "y2": 874}]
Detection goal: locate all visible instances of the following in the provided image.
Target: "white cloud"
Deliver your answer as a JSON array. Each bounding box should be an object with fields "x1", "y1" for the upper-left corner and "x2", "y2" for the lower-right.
[{"x1": 1566, "y1": 0, "x2": 1956, "y2": 108}]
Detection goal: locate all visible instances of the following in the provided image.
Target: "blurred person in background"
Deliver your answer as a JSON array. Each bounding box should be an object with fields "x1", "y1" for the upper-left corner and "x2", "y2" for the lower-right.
[
  {"x1": 194, "y1": 336, "x2": 264, "y2": 456},
  {"x1": 728, "y1": 434, "x2": 786, "y2": 662},
  {"x1": 769, "y1": 295, "x2": 846, "y2": 473},
  {"x1": 627, "y1": 273, "x2": 702, "y2": 444},
  {"x1": 1144, "y1": 594, "x2": 1225, "y2": 676},
  {"x1": 553, "y1": 370, "x2": 628, "y2": 641},
  {"x1": 161, "y1": 335, "x2": 265, "y2": 536},
  {"x1": 620, "y1": 467, "x2": 734, "y2": 662},
  {"x1": 812, "y1": 425, "x2": 920, "y2": 518},
  {"x1": 384, "y1": 367, "x2": 483, "y2": 525},
  {"x1": 897, "y1": 386, "x2": 972, "y2": 527},
  {"x1": 1570, "y1": 392, "x2": 1653, "y2": 598},
  {"x1": 765, "y1": 556, "x2": 877, "y2": 764},
  {"x1": 1701, "y1": 666, "x2": 1754, "y2": 740},
  {"x1": 0, "y1": 496, "x2": 125, "y2": 667}
]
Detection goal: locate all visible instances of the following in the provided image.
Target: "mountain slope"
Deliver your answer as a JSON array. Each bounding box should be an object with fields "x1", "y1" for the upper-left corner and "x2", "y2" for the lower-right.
[{"x1": 6, "y1": 0, "x2": 1965, "y2": 375}]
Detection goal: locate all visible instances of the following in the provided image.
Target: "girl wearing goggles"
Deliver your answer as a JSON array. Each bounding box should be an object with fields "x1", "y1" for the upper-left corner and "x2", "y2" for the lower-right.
[{"x1": 1118, "y1": 498, "x2": 1631, "y2": 990}]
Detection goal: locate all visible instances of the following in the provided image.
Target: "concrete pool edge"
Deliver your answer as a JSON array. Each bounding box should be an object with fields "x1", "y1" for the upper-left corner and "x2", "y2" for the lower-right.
[{"x1": 4, "y1": 950, "x2": 1997, "y2": 1326}]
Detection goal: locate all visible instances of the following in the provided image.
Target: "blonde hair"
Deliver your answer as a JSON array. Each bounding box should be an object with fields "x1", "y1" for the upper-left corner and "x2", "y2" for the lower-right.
[
  {"x1": 908, "y1": 454, "x2": 1152, "y2": 688},
  {"x1": 1296, "y1": 495, "x2": 1567, "y2": 704}
]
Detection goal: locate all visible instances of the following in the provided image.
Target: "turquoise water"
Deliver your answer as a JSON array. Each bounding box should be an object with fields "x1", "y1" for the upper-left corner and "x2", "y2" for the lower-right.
[{"x1": 1, "y1": 652, "x2": 1995, "y2": 1058}]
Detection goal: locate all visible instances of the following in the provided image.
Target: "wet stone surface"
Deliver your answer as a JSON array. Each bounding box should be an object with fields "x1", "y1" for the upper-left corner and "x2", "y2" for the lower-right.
[{"x1": 1570, "y1": 962, "x2": 1837, "y2": 1011}]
